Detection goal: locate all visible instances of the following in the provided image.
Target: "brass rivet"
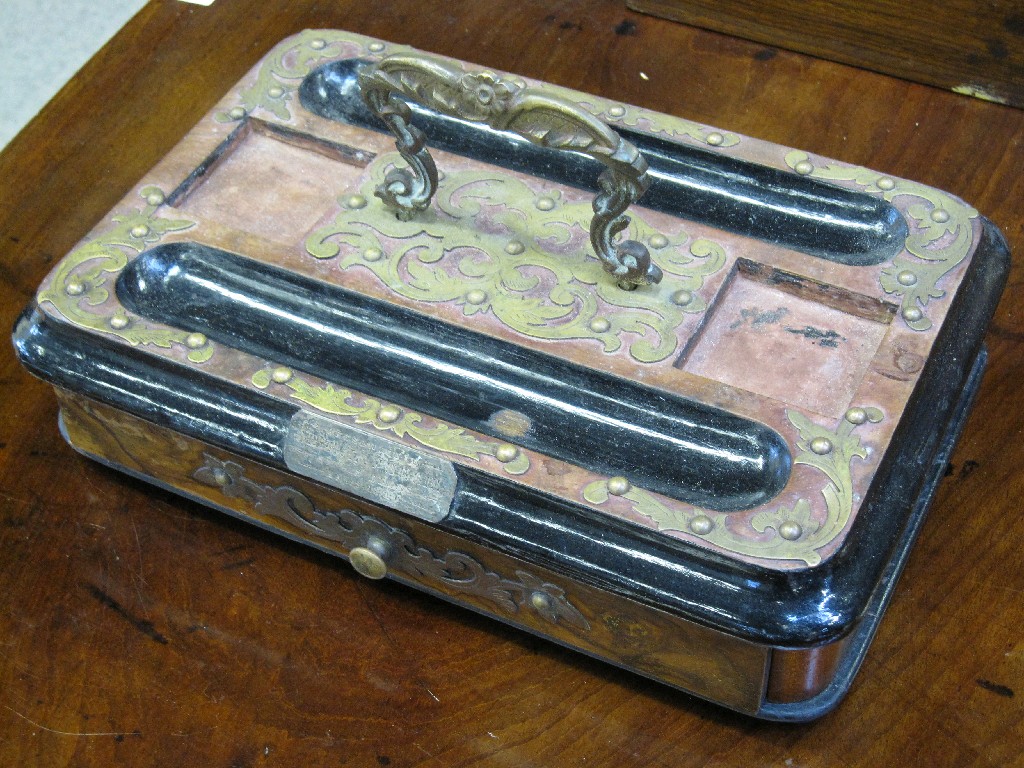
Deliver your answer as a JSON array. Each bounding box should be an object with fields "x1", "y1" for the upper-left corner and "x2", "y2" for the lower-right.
[
  {"x1": 504, "y1": 241, "x2": 525, "y2": 255},
  {"x1": 212, "y1": 468, "x2": 229, "y2": 486},
  {"x1": 845, "y1": 407, "x2": 868, "y2": 425},
  {"x1": 608, "y1": 105, "x2": 626, "y2": 118},
  {"x1": 466, "y1": 289, "x2": 487, "y2": 305},
  {"x1": 649, "y1": 233, "x2": 669, "y2": 249},
  {"x1": 810, "y1": 437, "x2": 833, "y2": 455},
  {"x1": 378, "y1": 405, "x2": 402, "y2": 423},
  {"x1": 346, "y1": 194, "x2": 367, "y2": 209},
  {"x1": 368, "y1": 42, "x2": 386, "y2": 53},
  {"x1": 902, "y1": 306, "x2": 923, "y2": 322},
  {"x1": 930, "y1": 209, "x2": 950, "y2": 223},
  {"x1": 65, "y1": 277, "x2": 86, "y2": 296},
  {"x1": 671, "y1": 289, "x2": 694, "y2": 306},
  {"x1": 185, "y1": 332, "x2": 207, "y2": 349},
  {"x1": 228, "y1": 106, "x2": 246, "y2": 120},
  {"x1": 705, "y1": 132, "x2": 724, "y2": 146},
  {"x1": 877, "y1": 177, "x2": 896, "y2": 191},
  {"x1": 363, "y1": 247, "x2": 383, "y2": 262},
  {"x1": 271, "y1": 366, "x2": 293, "y2": 384},
  {"x1": 349, "y1": 547, "x2": 387, "y2": 580},
  {"x1": 530, "y1": 591, "x2": 552, "y2": 610},
  {"x1": 145, "y1": 191, "x2": 165, "y2": 206},
  {"x1": 492, "y1": 409, "x2": 532, "y2": 438},
  {"x1": 897, "y1": 270, "x2": 918, "y2": 286},
  {"x1": 495, "y1": 444, "x2": 520, "y2": 463},
  {"x1": 689, "y1": 515, "x2": 714, "y2": 535},
  {"x1": 536, "y1": 197, "x2": 556, "y2": 211},
  {"x1": 109, "y1": 314, "x2": 130, "y2": 330},
  {"x1": 794, "y1": 160, "x2": 814, "y2": 175},
  {"x1": 130, "y1": 224, "x2": 150, "y2": 238},
  {"x1": 268, "y1": 85, "x2": 284, "y2": 98},
  {"x1": 310, "y1": 38, "x2": 326, "y2": 50},
  {"x1": 607, "y1": 476, "x2": 631, "y2": 495},
  {"x1": 779, "y1": 521, "x2": 803, "y2": 541},
  {"x1": 589, "y1": 317, "x2": 611, "y2": 333}
]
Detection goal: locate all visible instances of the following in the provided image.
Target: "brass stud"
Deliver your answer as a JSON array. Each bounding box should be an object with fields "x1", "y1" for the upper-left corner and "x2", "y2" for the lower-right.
[
  {"x1": 794, "y1": 160, "x2": 814, "y2": 175},
  {"x1": 671, "y1": 289, "x2": 694, "y2": 306},
  {"x1": 902, "y1": 306, "x2": 923, "y2": 322},
  {"x1": 536, "y1": 197, "x2": 556, "y2": 211},
  {"x1": 346, "y1": 194, "x2": 367, "y2": 209},
  {"x1": 363, "y1": 247, "x2": 383, "y2": 262},
  {"x1": 810, "y1": 437, "x2": 833, "y2": 455},
  {"x1": 109, "y1": 314, "x2": 130, "y2": 330},
  {"x1": 779, "y1": 521, "x2": 803, "y2": 541},
  {"x1": 228, "y1": 106, "x2": 246, "y2": 120},
  {"x1": 877, "y1": 177, "x2": 896, "y2": 191},
  {"x1": 145, "y1": 191, "x2": 165, "y2": 206},
  {"x1": 930, "y1": 209, "x2": 950, "y2": 223},
  {"x1": 705, "y1": 132, "x2": 724, "y2": 146},
  {"x1": 689, "y1": 515, "x2": 714, "y2": 535},
  {"x1": 530, "y1": 591, "x2": 552, "y2": 611},
  {"x1": 608, "y1": 105, "x2": 626, "y2": 118},
  {"x1": 349, "y1": 547, "x2": 387, "y2": 580},
  {"x1": 65, "y1": 277, "x2": 86, "y2": 296},
  {"x1": 495, "y1": 444, "x2": 520, "y2": 463},
  {"x1": 589, "y1": 317, "x2": 611, "y2": 333},
  {"x1": 271, "y1": 366, "x2": 293, "y2": 384},
  {"x1": 310, "y1": 38, "x2": 326, "y2": 50},
  {"x1": 377, "y1": 405, "x2": 402, "y2": 424},
  {"x1": 368, "y1": 42, "x2": 386, "y2": 53},
  {"x1": 185, "y1": 332, "x2": 207, "y2": 349},
  {"x1": 845, "y1": 407, "x2": 868, "y2": 425},
  {"x1": 130, "y1": 224, "x2": 150, "y2": 238},
  {"x1": 607, "y1": 476, "x2": 631, "y2": 495},
  {"x1": 504, "y1": 241, "x2": 525, "y2": 255},
  {"x1": 897, "y1": 270, "x2": 918, "y2": 286},
  {"x1": 466, "y1": 289, "x2": 487, "y2": 305},
  {"x1": 268, "y1": 85, "x2": 284, "y2": 98},
  {"x1": 212, "y1": 468, "x2": 229, "y2": 486},
  {"x1": 649, "y1": 233, "x2": 669, "y2": 249}
]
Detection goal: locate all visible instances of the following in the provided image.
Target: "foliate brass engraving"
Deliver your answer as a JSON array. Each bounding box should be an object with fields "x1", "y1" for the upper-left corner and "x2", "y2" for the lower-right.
[
  {"x1": 307, "y1": 160, "x2": 726, "y2": 363},
  {"x1": 37, "y1": 187, "x2": 209, "y2": 362},
  {"x1": 585, "y1": 407, "x2": 884, "y2": 565},
  {"x1": 192, "y1": 454, "x2": 590, "y2": 630},
  {"x1": 359, "y1": 53, "x2": 663, "y2": 288},
  {"x1": 284, "y1": 411, "x2": 458, "y2": 523},
  {"x1": 786, "y1": 151, "x2": 978, "y2": 331},
  {"x1": 253, "y1": 370, "x2": 531, "y2": 475}
]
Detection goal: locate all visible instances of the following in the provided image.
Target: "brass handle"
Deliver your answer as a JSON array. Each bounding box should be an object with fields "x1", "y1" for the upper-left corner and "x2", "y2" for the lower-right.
[{"x1": 358, "y1": 53, "x2": 663, "y2": 288}]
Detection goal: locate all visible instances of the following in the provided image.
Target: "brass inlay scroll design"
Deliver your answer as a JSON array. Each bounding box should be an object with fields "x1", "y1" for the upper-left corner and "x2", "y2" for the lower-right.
[
  {"x1": 253, "y1": 370, "x2": 530, "y2": 475},
  {"x1": 359, "y1": 53, "x2": 663, "y2": 288},
  {"x1": 193, "y1": 454, "x2": 589, "y2": 630},
  {"x1": 584, "y1": 407, "x2": 883, "y2": 566},
  {"x1": 37, "y1": 187, "x2": 209, "y2": 362},
  {"x1": 307, "y1": 160, "x2": 725, "y2": 363},
  {"x1": 786, "y1": 151, "x2": 977, "y2": 331}
]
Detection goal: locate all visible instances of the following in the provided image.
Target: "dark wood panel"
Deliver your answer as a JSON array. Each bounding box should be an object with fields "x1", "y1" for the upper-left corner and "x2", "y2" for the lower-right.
[
  {"x1": 629, "y1": 0, "x2": 1024, "y2": 107},
  {"x1": 1, "y1": 1, "x2": 1023, "y2": 766}
]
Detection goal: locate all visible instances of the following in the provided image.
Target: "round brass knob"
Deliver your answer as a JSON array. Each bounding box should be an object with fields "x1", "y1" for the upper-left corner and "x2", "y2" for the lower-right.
[{"x1": 349, "y1": 546, "x2": 388, "y2": 580}]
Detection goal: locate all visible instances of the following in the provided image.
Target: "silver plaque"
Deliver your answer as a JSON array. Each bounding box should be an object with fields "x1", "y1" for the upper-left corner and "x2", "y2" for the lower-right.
[{"x1": 283, "y1": 411, "x2": 457, "y2": 522}]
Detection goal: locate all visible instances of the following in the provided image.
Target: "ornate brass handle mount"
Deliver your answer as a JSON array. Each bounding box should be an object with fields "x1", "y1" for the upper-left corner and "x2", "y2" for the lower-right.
[{"x1": 358, "y1": 54, "x2": 663, "y2": 288}]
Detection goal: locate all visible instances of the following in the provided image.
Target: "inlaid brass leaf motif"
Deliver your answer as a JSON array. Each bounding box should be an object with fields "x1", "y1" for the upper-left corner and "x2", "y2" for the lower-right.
[
  {"x1": 306, "y1": 158, "x2": 726, "y2": 363},
  {"x1": 584, "y1": 407, "x2": 883, "y2": 565},
  {"x1": 38, "y1": 187, "x2": 209, "y2": 362},
  {"x1": 253, "y1": 370, "x2": 530, "y2": 475},
  {"x1": 786, "y1": 151, "x2": 977, "y2": 331}
]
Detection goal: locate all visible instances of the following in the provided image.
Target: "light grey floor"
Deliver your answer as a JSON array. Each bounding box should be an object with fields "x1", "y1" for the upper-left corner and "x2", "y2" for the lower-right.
[{"x1": 0, "y1": 0, "x2": 150, "y2": 151}]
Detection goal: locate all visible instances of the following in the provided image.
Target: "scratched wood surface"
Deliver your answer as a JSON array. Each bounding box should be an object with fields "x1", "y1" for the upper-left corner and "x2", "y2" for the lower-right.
[{"x1": 0, "y1": 1, "x2": 1022, "y2": 766}]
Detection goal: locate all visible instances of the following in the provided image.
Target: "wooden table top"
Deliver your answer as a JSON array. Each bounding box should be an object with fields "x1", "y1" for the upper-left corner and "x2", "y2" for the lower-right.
[{"x1": 1, "y1": 2, "x2": 1021, "y2": 765}]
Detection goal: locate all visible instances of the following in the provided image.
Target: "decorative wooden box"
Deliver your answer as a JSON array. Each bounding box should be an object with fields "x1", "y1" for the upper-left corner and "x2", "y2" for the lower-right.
[{"x1": 12, "y1": 30, "x2": 1008, "y2": 720}]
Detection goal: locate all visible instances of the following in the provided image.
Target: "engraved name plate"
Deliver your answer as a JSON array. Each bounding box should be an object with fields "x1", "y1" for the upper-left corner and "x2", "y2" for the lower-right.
[{"x1": 284, "y1": 411, "x2": 457, "y2": 522}]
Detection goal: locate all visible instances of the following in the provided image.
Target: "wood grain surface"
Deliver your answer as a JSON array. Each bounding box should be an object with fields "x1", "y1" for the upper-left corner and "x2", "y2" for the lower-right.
[
  {"x1": 629, "y1": 0, "x2": 1024, "y2": 108},
  {"x1": 1, "y1": 1, "x2": 1022, "y2": 765}
]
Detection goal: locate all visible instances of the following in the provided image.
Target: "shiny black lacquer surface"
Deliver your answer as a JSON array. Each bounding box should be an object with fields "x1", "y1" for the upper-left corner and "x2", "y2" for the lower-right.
[
  {"x1": 299, "y1": 60, "x2": 908, "y2": 266},
  {"x1": 116, "y1": 242, "x2": 791, "y2": 512}
]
